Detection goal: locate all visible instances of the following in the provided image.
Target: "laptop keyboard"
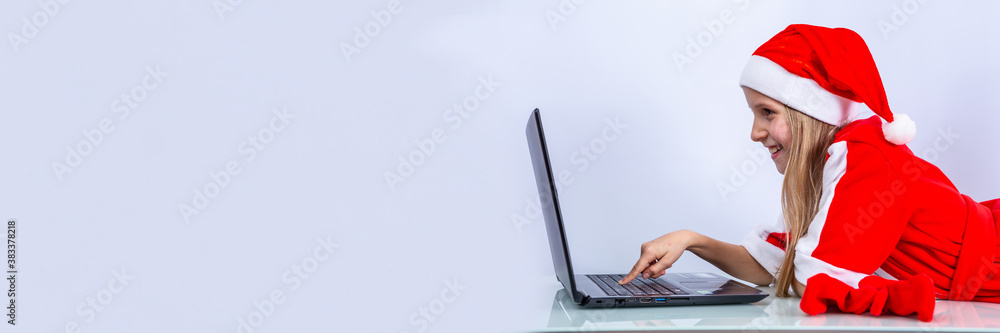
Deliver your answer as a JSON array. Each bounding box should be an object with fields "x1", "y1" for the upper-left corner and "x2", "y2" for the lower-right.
[{"x1": 587, "y1": 274, "x2": 684, "y2": 296}]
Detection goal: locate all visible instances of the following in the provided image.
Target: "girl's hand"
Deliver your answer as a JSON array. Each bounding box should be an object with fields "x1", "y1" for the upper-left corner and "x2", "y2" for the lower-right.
[{"x1": 619, "y1": 230, "x2": 697, "y2": 285}]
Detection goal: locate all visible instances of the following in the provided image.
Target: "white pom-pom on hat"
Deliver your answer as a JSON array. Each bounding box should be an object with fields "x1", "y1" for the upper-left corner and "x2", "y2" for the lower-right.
[{"x1": 882, "y1": 113, "x2": 916, "y2": 145}]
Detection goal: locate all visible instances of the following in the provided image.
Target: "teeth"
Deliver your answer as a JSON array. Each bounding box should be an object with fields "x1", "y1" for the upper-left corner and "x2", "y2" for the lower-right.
[{"x1": 769, "y1": 146, "x2": 783, "y2": 154}]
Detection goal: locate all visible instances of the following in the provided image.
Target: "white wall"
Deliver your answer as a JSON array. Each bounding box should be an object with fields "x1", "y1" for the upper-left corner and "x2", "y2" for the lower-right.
[{"x1": 2, "y1": 0, "x2": 997, "y2": 332}]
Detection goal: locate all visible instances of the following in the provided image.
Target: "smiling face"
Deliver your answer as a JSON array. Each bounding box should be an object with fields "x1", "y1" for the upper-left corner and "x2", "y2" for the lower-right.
[{"x1": 743, "y1": 87, "x2": 792, "y2": 174}]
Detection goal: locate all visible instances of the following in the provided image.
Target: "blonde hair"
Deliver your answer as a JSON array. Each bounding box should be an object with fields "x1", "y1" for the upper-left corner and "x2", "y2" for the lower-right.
[{"x1": 774, "y1": 106, "x2": 840, "y2": 297}]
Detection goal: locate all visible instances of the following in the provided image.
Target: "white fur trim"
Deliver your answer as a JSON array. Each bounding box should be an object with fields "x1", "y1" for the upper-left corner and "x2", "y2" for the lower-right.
[
  {"x1": 739, "y1": 215, "x2": 787, "y2": 280},
  {"x1": 874, "y1": 268, "x2": 898, "y2": 281},
  {"x1": 740, "y1": 55, "x2": 860, "y2": 126},
  {"x1": 793, "y1": 142, "x2": 870, "y2": 288},
  {"x1": 882, "y1": 113, "x2": 916, "y2": 145},
  {"x1": 794, "y1": 251, "x2": 871, "y2": 288}
]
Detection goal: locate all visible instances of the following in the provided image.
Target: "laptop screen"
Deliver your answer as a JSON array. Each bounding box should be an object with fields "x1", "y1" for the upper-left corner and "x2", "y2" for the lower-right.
[{"x1": 525, "y1": 108, "x2": 583, "y2": 303}]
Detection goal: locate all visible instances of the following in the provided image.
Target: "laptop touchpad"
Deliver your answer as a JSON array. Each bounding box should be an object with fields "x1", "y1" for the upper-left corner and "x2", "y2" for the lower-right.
[{"x1": 681, "y1": 281, "x2": 728, "y2": 289}]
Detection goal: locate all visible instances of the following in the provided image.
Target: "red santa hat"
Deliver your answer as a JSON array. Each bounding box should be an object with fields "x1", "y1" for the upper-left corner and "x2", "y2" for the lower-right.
[{"x1": 739, "y1": 24, "x2": 915, "y2": 145}]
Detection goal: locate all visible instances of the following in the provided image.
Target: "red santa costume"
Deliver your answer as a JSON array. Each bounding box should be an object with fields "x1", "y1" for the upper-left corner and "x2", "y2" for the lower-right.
[{"x1": 737, "y1": 24, "x2": 1000, "y2": 321}]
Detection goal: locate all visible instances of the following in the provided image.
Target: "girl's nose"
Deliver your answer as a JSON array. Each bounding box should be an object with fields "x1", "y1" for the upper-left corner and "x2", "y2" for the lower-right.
[{"x1": 750, "y1": 125, "x2": 766, "y2": 142}]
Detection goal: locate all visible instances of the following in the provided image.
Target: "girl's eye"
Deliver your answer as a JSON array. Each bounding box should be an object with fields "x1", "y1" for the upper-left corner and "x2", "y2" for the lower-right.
[{"x1": 763, "y1": 108, "x2": 775, "y2": 116}]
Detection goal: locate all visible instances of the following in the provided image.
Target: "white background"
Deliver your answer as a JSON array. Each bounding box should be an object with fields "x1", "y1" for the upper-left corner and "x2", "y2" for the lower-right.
[{"x1": 1, "y1": 0, "x2": 998, "y2": 332}]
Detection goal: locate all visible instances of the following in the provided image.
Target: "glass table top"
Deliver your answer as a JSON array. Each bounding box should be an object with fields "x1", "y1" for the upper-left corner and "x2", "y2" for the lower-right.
[{"x1": 540, "y1": 285, "x2": 1000, "y2": 332}]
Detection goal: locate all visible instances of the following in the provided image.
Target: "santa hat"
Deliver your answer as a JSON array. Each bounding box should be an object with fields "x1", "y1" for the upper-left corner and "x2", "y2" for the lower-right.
[{"x1": 739, "y1": 24, "x2": 915, "y2": 145}]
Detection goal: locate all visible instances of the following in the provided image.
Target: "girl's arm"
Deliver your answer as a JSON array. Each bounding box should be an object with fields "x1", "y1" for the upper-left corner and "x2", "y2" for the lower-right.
[
  {"x1": 620, "y1": 230, "x2": 774, "y2": 286},
  {"x1": 687, "y1": 232, "x2": 775, "y2": 286},
  {"x1": 793, "y1": 277, "x2": 805, "y2": 296}
]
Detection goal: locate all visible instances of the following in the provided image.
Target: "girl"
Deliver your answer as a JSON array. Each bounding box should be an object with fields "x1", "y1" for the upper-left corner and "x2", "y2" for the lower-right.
[{"x1": 617, "y1": 24, "x2": 1000, "y2": 321}]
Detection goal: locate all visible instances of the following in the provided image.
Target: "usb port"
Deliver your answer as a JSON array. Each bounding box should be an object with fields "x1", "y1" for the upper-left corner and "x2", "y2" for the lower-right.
[
  {"x1": 639, "y1": 298, "x2": 652, "y2": 303},
  {"x1": 655, "y1": 298, "x2": 666, "y2": 303}
]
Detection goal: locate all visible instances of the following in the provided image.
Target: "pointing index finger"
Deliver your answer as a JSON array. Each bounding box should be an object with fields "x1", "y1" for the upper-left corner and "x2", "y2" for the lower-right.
[{"x1": 619, "y1": 257, "x2": 650, "y2": 285}]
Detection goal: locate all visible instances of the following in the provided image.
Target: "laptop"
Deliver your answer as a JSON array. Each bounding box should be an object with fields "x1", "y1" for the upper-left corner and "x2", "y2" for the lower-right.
[
  {"x1": 525, "y1": 108, "x2": 768, "y2": 308},
  {"x1": 546, "y1": 288, "x2": 766, "y2": 328}
]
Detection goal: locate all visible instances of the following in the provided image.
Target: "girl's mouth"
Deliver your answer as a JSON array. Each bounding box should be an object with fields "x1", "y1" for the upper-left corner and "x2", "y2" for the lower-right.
[{"x1": 769, "y1": 145, "x2": 783, "y2": 159}]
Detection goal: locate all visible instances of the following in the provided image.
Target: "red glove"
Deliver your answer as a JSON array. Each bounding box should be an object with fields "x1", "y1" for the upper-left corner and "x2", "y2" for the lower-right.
[
  {"x1": 800, "y1": 273, "x2": 880, "y2": 315},
  {"x1": 800, "y1": 273, "x2": 935, "y2": 322},
  {"x1": 859, "y1": 273, "x2": 936, "y2": 322}
]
